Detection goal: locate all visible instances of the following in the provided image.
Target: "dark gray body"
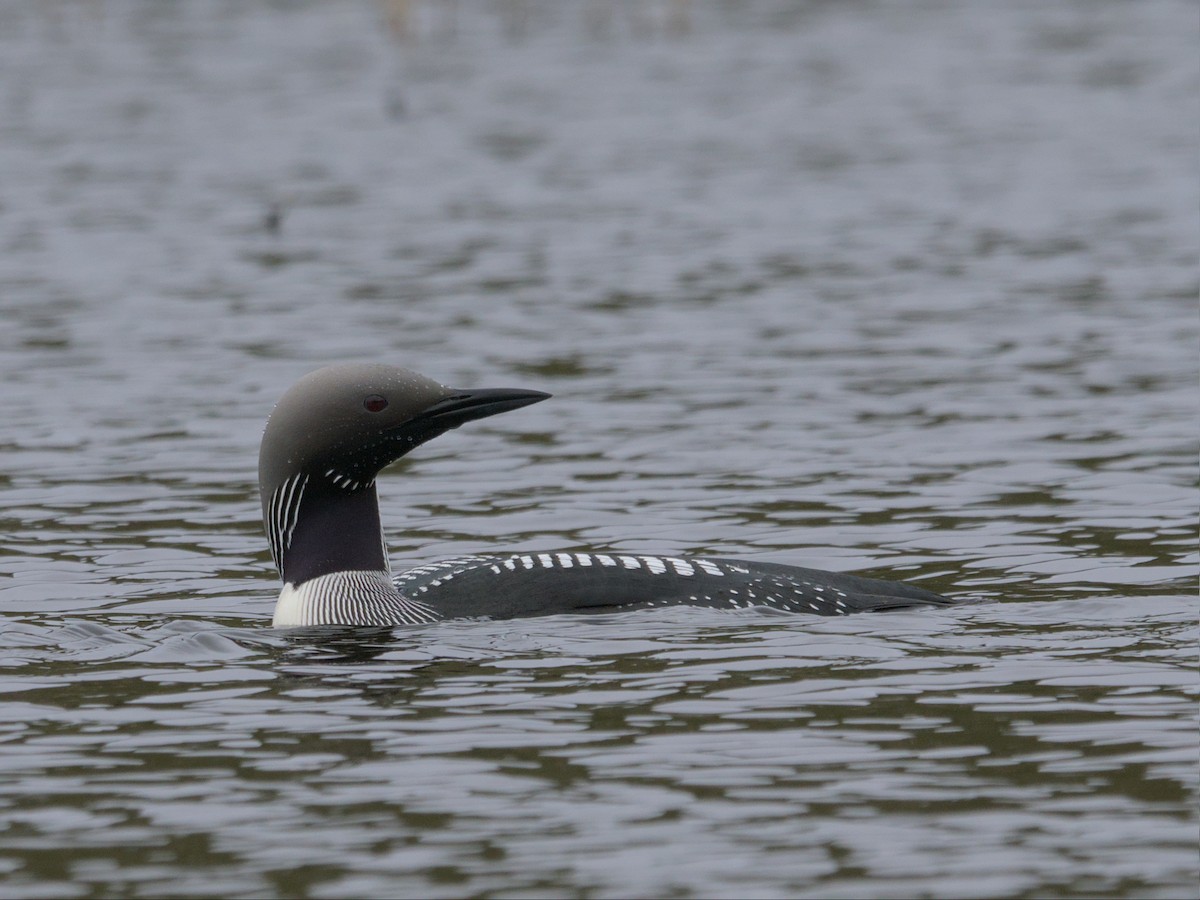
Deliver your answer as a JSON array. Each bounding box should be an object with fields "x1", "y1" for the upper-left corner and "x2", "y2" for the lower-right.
[{"x1": 393, "y1": 552, "x2": 952, "y2": 619}]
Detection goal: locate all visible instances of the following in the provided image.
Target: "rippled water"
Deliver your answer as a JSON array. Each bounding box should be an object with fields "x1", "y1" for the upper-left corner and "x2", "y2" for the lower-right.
[{"x1": 1, "y1": 2, "x2": 1196, "y2": 897}]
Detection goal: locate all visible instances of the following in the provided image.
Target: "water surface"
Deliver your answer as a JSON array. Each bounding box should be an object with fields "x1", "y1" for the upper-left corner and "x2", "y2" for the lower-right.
[{"x1": 0, "y1": 2, "x2": 1196, "y2": 897}]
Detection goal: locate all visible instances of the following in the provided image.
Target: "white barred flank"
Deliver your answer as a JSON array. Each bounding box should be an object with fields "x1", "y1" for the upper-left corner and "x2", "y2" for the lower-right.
[
  {"x1": 267, "y1": 473, "x2": 309, "y2": 572},
  {"x1": 273, "y1": 570, "x2": 439, "y2": 627},
  {"x1": 385, "y1": 553, "x2": 866, "y2": 616},
  {"x1": 394, "y1": 552, "x2": 727, "y2": 582},
  {"x1": 393, "y1": 556, "x2": 493, "y2": 585}
]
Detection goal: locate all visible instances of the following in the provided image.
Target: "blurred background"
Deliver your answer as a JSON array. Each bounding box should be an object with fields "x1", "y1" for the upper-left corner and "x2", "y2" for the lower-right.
[{"x1": 0, "y1": 2, "x2": 1195, "y2": 897}]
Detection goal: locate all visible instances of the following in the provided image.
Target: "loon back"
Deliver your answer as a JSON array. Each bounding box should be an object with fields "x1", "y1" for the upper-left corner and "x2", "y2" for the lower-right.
[{"x1": 259, "y1": 363, "x2": 953, "y2": 627}]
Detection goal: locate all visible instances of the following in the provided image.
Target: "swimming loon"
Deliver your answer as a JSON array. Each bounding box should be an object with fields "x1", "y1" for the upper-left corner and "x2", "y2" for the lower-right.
[{"x1": 260, "y1": 363, "x2": 953, "y2": 627}]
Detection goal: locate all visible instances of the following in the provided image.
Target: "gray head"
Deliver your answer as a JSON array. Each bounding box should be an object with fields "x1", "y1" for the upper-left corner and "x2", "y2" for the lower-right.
[{"x1": 259, "y1": 363, "x2": 549, "y2": 582}]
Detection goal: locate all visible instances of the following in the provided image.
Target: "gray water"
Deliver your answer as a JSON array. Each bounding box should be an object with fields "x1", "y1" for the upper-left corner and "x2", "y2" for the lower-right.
[{"x1": 1, "y1": 2, "x2": 1196, "y2": 897}]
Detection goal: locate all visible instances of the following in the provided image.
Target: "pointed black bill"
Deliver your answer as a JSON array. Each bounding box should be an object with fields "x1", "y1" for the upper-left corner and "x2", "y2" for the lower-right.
[{"x1": 417, "y1": 387, "x2": 551, "y2": 430}]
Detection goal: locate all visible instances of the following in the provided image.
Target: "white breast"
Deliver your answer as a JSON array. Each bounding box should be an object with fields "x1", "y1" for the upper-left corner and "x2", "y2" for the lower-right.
[{"x1": 272, "y1": 570, "x2": 438, "y2": 627}]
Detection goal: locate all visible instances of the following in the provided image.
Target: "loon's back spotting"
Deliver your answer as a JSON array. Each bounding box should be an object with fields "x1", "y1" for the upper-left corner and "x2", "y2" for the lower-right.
[{"x1": 260, "y1": 364, "x2": 953, "y2": 627}]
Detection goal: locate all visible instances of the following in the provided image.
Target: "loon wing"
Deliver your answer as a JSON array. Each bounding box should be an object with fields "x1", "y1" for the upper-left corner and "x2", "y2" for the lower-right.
[{"x1": 393, "y1": 552, "x2": 952, "y2": 619}]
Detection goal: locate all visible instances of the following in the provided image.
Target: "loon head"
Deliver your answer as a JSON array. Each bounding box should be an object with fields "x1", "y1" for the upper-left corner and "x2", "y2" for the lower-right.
[{"x1": 258, "y1": 363, "x2": 549, "y2": 584}]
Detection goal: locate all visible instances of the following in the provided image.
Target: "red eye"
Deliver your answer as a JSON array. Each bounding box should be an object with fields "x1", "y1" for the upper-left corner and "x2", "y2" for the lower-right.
[{"x1": 363, "y1": 394, "x2": 388, "y2": 413}]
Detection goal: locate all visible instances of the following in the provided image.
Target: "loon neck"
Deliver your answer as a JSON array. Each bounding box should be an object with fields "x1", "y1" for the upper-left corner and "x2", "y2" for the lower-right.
[{"x1": 278, "y1": 478, "x2": 390, "y2": 586}]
